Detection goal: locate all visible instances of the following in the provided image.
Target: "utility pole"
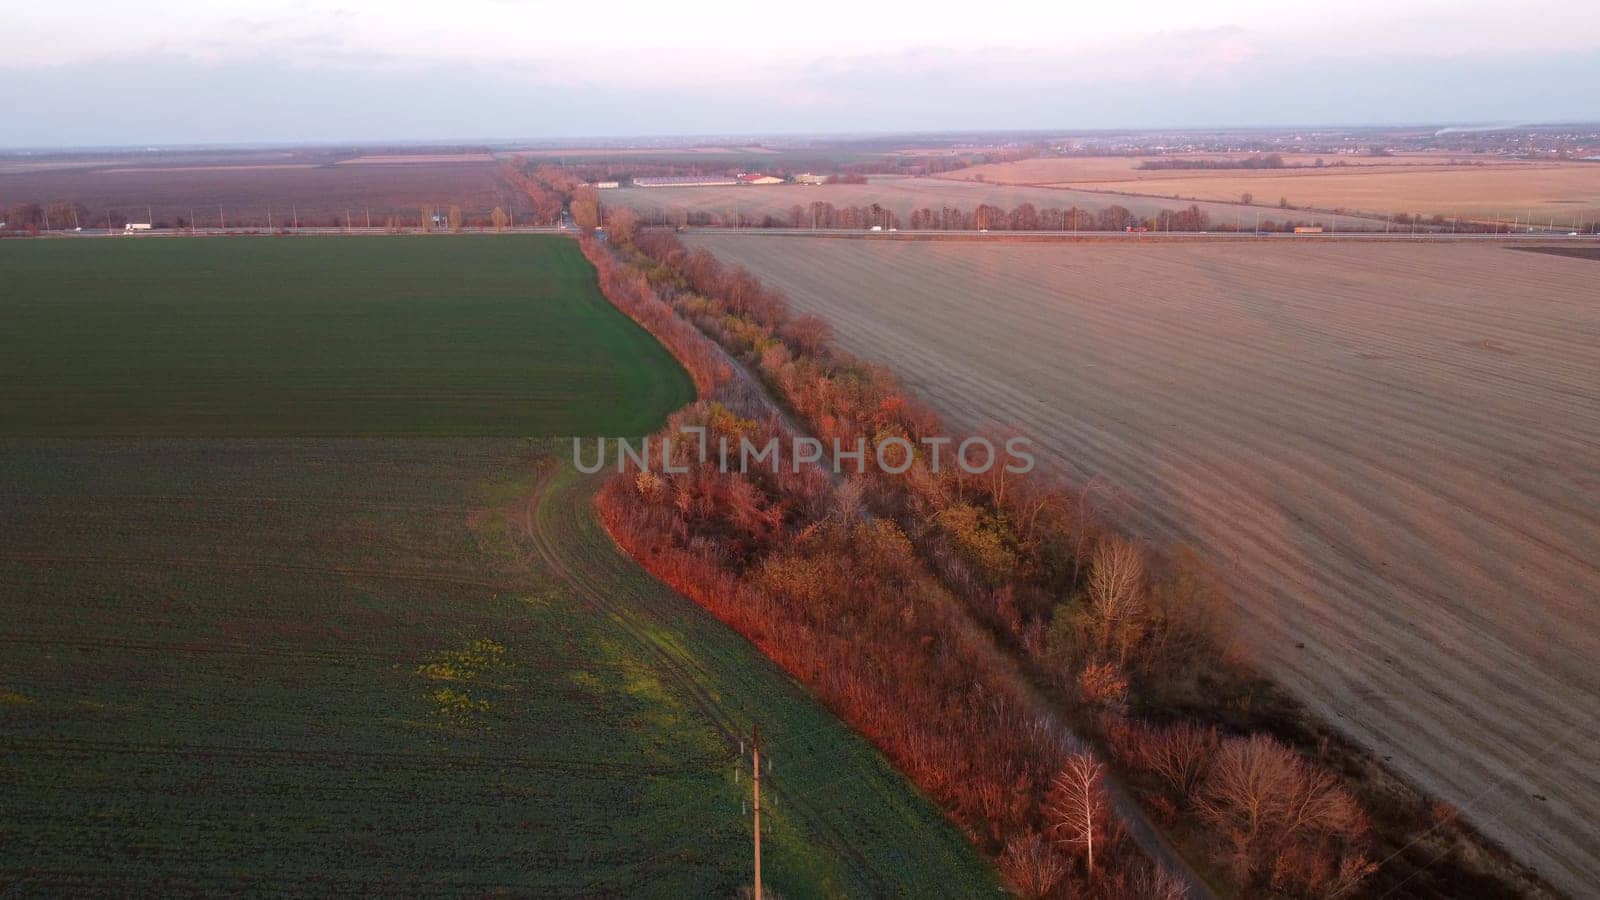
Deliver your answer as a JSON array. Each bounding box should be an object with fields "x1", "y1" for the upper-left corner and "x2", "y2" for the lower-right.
[
  {"x1": 293, "y1": 203, "x2": 298, "y2": 230},
  {"x1": 752, "y1": 723, "x2": 762, "y2": 900},
  {"x1": 366, "y1": 207, "x2": 372, "y2": 229},
  {"x1": 220, "y1": 206, "x2": 226, "y2": 230}
]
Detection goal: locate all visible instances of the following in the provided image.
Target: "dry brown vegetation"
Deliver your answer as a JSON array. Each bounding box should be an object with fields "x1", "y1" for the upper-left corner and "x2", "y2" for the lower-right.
[
  {"x1": 685, "y1": 233, "x2": 1593, "y2": 897},
  {"x1": 947, "y1": 155, "x2": 1600, "y2": 224}
]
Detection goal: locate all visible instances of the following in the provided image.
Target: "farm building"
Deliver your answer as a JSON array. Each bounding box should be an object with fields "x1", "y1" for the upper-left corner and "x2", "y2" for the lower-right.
[
  {"x1": 595, "y1": 181, "x2": 620, "y2": 189},
  {"x1": 794, "y1": 173, "x2": 828, "y2": 184},
  {"x1": 633, "y1": 175, "x2": 739, "y2": 188},
  {"x1": 737, "y1": 173, "x2": 784, "y2": 185}
]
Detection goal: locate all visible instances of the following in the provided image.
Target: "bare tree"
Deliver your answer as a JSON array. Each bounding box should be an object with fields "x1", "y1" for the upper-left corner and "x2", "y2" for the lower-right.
[
  {"x1": 1047, "y1": 751, "x2": 1111, "y2": 879},
  {"x1": 1134, "y1": 721, "x2": 1218, "y2": 800},
  {"x1": 1119, "y1": 861, "x2": 1188, "y2": 900},
  {"x1": 999, "y1": 833, "x2": 1069, "y2": 899},
  {"x1": 1087, "y1": 537, "x2": 1146, "y2": 663},
  {"x1": 1197, "y1": 734, "x2": 1367, "y2": 886}
]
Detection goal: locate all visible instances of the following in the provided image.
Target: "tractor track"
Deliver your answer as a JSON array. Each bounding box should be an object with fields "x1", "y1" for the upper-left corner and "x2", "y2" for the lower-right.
[{"x1": 516, "y1": 461, "x2": 897, "y2": 895}]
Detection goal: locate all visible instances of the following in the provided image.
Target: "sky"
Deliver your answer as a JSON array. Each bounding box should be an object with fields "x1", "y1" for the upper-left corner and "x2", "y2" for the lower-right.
[{"x1": 4, "y1": 0, "x2": 1598, "y2": 147}]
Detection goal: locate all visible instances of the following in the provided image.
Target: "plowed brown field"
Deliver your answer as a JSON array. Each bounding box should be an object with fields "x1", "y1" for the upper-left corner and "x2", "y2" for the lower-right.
[
  {"x1": 0, "y1": 159, "x2": 528, "y2": 228},
  {"x1": 687, "y1": 234, "x2": 1600, "y2": 896}
]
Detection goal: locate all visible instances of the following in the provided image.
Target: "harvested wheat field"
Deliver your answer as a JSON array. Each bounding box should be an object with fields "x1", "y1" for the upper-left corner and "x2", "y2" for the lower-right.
[
  {"x1": 946, "y1": 153, "x2": 1536, "y2": 187},
  {"x1": 687, "y1": 233, "x2": 1600, "y2": 895},
  {"x1": 1080, "y1": 166, "x2": 1600, "y2": 224},
  {"x1": 949, "y1": 156, "x2": 1600, "y2": 224},
  {"x1": 608, "y1": 175, "x2": 1271, "y2": 227}
]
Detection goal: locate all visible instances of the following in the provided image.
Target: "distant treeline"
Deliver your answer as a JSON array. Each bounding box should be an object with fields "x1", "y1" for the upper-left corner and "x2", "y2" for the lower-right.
[
  {"x1": 621, "y1": 198, "x2": 1579, "y2": 235},
  {"x1": 515, "y1": 148, "x2": 1038, "y2": 186},
  {"x1": 631, "y1": 199, "x2": 1349, "y2": 233},
  {"x1": 1137, "y1": 154, "x2": 1298, "y2": 170},
  {"x1": 0, "y1": 200, "x2": 524, "y2": 233}
]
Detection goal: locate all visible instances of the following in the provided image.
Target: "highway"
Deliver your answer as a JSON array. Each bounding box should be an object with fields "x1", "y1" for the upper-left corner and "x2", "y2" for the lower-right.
[
  {"x1": 674, "y1": 226, "x2": 1600, "y2": 242},
  {"x1": 16, "y1": 222, "x2": 1597, "y2": 244},
  {"x1": 25, "y1": 224, "x2": 571, "y2": 238}
]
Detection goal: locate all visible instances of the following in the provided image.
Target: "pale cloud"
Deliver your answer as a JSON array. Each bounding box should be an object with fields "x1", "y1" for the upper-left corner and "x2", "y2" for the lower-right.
[
  {"x1": 2, "y1": 0, "x2": 1596, "y2": 145},
  {"x1": 11, "y1": 0, "x2": 1596, "y2": 69}
]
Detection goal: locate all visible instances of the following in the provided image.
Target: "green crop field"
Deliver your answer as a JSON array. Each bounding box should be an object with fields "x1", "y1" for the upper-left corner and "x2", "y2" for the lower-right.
[
  {"x1": 0, "y1": 441, "x2": 995, "y2": 895},
  {"x1": 0, "y1": 235, "x2": 692, "y2": 437},
  {"x1": 0, "y1": 237, "x2": 991, "y2": 895}
]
